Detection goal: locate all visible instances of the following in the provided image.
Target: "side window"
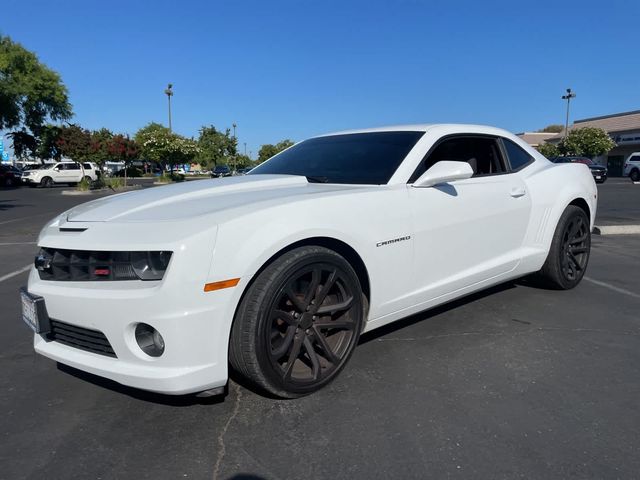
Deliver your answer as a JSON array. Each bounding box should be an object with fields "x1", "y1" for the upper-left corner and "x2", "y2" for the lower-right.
[
  {"x1": 82, "y1": 163, "x2": 92, "y2": 170},
  {"x1": 409, "y1": 136, "x2": 506, "y2": 182},
  {"x1": 54, "y1": 163, "x2": 62, "y2": 170},
  {"x1": 502, "y1": 139, "x2": 534, "y2": 171},
  {"x1": 66, "y1": 163, "x2": 80, "y2": 170}
]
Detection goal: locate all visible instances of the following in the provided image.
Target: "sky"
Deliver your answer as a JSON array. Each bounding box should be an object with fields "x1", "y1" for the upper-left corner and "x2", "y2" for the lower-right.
[{"x1": 2, "y1": 0, "x2": 639, "y2": 158}]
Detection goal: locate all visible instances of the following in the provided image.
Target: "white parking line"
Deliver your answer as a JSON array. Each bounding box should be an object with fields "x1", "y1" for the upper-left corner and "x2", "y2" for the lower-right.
[
  {"x1": 584, "y1": 276, "x2": 640, "y2": 300},
  {"x1": 0, "y1": 265, "x2": 32, "y2": 283}
]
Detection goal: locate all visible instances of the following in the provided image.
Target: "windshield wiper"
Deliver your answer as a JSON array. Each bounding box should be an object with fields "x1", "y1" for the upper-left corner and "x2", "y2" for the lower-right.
[{"x1": 305, "y1": 175, "x2": 329, "y2": 183}]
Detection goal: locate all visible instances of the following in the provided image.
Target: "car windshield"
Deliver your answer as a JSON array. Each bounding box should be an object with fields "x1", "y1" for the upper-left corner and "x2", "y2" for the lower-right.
[{"x1": 249, "y1": 131, "x2": 424, "y2": 184}]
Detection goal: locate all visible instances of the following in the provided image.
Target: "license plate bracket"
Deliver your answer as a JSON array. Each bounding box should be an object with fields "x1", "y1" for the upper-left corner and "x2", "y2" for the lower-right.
[{"x1": 20, "y1": 288, "x2": 51, "y2": 334}]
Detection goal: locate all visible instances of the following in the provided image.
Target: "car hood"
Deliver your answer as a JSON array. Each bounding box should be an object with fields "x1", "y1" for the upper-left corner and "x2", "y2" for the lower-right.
[{"x1": 65, "y1": 174, "x2": 367, "y2": 223}]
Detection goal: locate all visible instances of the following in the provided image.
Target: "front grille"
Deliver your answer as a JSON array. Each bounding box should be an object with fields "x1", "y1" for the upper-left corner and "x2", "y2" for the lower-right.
[
  {"x1": 46, "y1": 320, "x2": 116, "y2": 357},
  {"x1": 37, "y1": 248, "x2": 137, "y2": 281}
]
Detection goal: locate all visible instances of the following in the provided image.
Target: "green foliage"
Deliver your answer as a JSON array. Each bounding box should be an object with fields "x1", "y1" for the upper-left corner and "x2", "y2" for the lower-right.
[
  {"x1": 536, "y1": 142, "x2": 559, "y2": 159},
  {"x1": 76, "y1": 176, "x2": 92, "y2": 191},
  {"x1": 196, "y1": 125, "x2": 237, "y2": 168},
  {"x1": 8, "y1": 124, "x2": 62, "y2": 161},
  {"x1": 105, "y1": 177, "x2": 124, "y2": 189},
  {"x1": 538, "y1": 124, "x2": 564, "y2": 133},
  {"x1": 257, "y1": 139, "x2": 294, "y2": 163},
  {"x1": 136, "y1": 124, "x2": 200, "y2": 168},
  {"x1": 56, "y1": 124, "x2": 92, "y2": 162},
  {"x1": 0, "y1": 35, "x2": 72, "y2": 131},
  {"x1": 559, "y1": 127, "x2": 616, "y2": 158},
  {"x1": 88, "y1": 128, "x2": 114, "y2": 166},
  {"x1": 234, "y1": 153, "x2": 253, "y2": 168},
  {"x1": 158, "y1": 172, "x2": 185, "y2": 183}
]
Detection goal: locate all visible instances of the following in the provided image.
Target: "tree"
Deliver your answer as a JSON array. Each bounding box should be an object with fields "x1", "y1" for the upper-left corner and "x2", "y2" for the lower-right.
[
  {"x1": 257, "y1": 139, "x2": 294, "y2": 163},
  {"x1": 559, "y1": 127, "x2": 616, "y2": 158},
  {"x1": 108, "y1": 134, "x2": 139, "y2": 186},
  {"x1": 536, "y1": 142, "x2": 559, "y2": 159},
  {"x1": 0, "y1": 35, "x2": 72, "y2": 132},
  {"x1": 88, "y1": 128, "x2": 114, "y2": 167},
  {"x1": 138, "y1": 128, "x2": 199, "y2": 172},
  {"x1": 538, "y1": 124, "x2": 564, "y2": 133},
  {"x1": 196, "y1": 126, "x2": 237, "y2": 168},
  {"x1": 134, "y1": 122, "x2": 170, "y2": 146},
  {"x1": 56, "y1": 124, "x2": 92, "y2": 162},
  {"x1": 234, "y1": 154, "x2": 253, "y2": 168}
]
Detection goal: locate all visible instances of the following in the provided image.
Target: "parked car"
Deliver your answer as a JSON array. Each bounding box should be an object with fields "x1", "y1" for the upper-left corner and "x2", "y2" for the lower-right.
[
  {"x1": 211, "y1": 165, "x2": 231, "y2": 178},
  {"x1": 551, "y1": 156, "x2": 607, "y2": 183},
  {"x1": 22, "y1": 124, "x2": 596, "y2": 399},
  {"x1": 21, "y1": 161, "x2": 99, "y2": 187},
  {"x1": 623, "y1": 152, "x2": 640, "y2": 182},
  {"x1": 0, "y1": 164, "x2": 22, "y2": 187},
  {"x1": 236, "y1": 167, "x2": 254, "y2": 175}
]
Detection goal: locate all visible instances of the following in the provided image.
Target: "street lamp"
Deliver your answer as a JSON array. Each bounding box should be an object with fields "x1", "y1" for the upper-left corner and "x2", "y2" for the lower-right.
[
  {"x1": 244, "y1": 142, "x2": 247, "y2": 156},
  {"x1": 232, "y1": 123, "x2": 237, "y2": 171},
  {"x1": 164, "y1": 83, "x2": 174, "y2": 132},
  {"x1": 561, "y1": 88, "x2": 576, "y2": 140}
]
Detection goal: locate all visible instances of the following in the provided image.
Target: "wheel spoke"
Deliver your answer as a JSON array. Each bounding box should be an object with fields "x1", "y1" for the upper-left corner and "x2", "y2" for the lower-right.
[
  {"x1": 314, "y1": 319, "x2": 354, "y2": 330},
  {"x1": 303, "y1": 268, "x2": 322, "y2": 309},
  {"x1": 312, "y1": 327, "x2": 340, "y2": 364},
  {"x1": 303, "y1": 337, "x2": 321, "y2": 380},
  {"x1": 272, "y1": 310, "x2": 296, "y2": 325},
  {"x1": 568, "y1": 251, "x2": 582, "y2": 271},
  {"x1": 571, "y1": 246, "x2": 588, "y2": 254},
  {"x1": 285, "y1": 286, "x2": 306, "y2": 312},
  {"x1": 311, "y1": 269, "x2": 337, "y2": 313},
  {"x1": 283, "y1": 333, "x2": 304, "y2": 380},
  {"x1": 570, "y1": 234, "x2": 587, "y2": 245},
  {"x1": 316, "y1": 295, "x2": 354, "y2": 315},
  {"x1": 271, "y1": 325, "x2": 296, "y2": 359}
]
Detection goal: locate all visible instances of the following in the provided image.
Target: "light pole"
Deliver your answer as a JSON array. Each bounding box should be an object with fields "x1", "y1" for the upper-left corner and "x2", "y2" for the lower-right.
[
  {"x1": 164, "y1": 83, "x2": 174, "y2": 132},
  {"x1": 561, "y1": 88, "x2": 576, "y2": 140},
  {"x1": 244, "y1": 142, "x2": 247, "y2": 156},
  {"x1": 232, "y1": 123, "x2": 237, "y2": 171}
]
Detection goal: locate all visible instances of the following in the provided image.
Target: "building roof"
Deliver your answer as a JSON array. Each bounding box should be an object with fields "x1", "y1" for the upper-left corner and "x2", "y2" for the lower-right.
[
  {"x1": 561, "y1": 109, "x2": 640, "y2": 136},
  {"x1": 516, "y1": 131, "x2": 559, "y2": 146}
]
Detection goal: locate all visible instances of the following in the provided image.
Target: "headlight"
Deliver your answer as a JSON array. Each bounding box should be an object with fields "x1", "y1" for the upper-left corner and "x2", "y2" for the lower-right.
[{"x1": 131, "y1": 251, "x2": 172, "y2": 280}]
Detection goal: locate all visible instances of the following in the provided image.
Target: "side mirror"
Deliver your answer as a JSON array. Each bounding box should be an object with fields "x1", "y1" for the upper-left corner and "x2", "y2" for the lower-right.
[
  {"x1": 412, "y1": 161, "x2": 473, "y2": 188},
  {"x1": 53, "y1": 167, "x2": 59, "y2": 171}
]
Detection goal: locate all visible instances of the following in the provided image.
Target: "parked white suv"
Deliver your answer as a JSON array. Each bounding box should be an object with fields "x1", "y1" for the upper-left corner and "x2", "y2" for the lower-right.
[
  {"x1": 624, "y1": 153, "x2": 640, "y2": 182},
  {"x1": 21, "y1": 162, "x2": 99, "y2": 187}
]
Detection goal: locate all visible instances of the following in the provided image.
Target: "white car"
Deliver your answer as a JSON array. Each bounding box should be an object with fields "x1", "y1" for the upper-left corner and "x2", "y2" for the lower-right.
[
  {"x1": 21, "y1": 124, "x2": 597, "y2": 398},
  {"x1": 623, "y1": 152, "x2": 640, "y2": 182},
  {"x1": 21, "y1": 161, "x2": 99, "y2": 187}
]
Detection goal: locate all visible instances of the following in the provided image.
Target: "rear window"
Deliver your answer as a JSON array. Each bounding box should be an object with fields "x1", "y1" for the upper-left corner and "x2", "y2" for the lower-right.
[
  {"x1": 502, "y1": 139, "x2": 534, "y2": 171},
  {"x1": 82, "y1": 163, "x2": 93, "y2": 169},
  {"x1": 250, "y1": 131, "x2": 424, "y2": 184}
]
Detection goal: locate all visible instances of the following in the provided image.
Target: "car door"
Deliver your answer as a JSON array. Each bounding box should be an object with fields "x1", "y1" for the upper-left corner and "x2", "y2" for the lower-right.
[{"x1": 407, "y1": 135, "x2": 532, "y2": 304}]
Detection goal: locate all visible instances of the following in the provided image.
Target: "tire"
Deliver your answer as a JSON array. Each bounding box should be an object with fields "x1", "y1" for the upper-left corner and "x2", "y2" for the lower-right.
[
  {"x1": 4, "y1": 177, "x2": 13, "y2": 187},
  {"x1": 630, "y1": 169, "x2": 640, "y2": 182},
  {"x1": 230, "y1": 246, "x2": 364, "y2": 398},
  {"x1": 539, "y1": 205, "x2": 591, "y2": 290},
  {"x1": 40, "y1": 177, "x2": 53, "y2": 188}
]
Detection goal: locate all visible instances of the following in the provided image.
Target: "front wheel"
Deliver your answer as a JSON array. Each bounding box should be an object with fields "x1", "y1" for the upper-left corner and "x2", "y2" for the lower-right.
[
  {"x1": 230, "y1": 246, "x2": 364, "y2": 398},
  {"x1": 40, "y1": 177, "x2": 53, "y2": 188},
  {"x1": 630, "y1": 169, "x2": 640, "y2": 182},
  {"x1": 539, "y1": 205, "x2": 591, "y2": 289}
]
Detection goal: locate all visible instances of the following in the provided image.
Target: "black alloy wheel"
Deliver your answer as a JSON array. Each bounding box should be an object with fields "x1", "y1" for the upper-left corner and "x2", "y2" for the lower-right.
[
  {"x1": 230, "y1": 246, "x2": 364, "y2": 398},
  {"x1": 41, "y1": 176, "x2": 53, "y2": 188},
  {"x1": 539, "y1": 205, "x2": 591, "y2": 289},
  {"x1": 631, "y1": 169, "x2": 640, "y2": 182}
]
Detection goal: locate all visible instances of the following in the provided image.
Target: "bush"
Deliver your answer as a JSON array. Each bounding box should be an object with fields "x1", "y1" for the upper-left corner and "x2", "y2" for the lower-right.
[
  {"x1": 157, "y1": 172, "x2": 185, "y2": 183},
  {"x1": 115, "y1": 166, "x2": 143, "y2": 177},
  {"x1": 105, "y1": 177, "x2": 124, "y2": 189},
  {"x1": 76, "y1": 177, "x2": 92, "y2": 191}
]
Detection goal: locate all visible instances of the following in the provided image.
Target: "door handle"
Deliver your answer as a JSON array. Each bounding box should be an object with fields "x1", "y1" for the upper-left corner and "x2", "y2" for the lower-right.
[{"x1": 510, "y1": 186, "x2": 526, "y2": 198}]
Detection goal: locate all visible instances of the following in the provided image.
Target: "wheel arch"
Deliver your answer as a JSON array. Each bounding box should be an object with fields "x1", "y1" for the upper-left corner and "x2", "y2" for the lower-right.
[
  {"x1": 236, "y1": 236, "x2": 371, "y2": 310},
  {"x1": 568, "y1": 197, "x2": 591, "y2": 226}
]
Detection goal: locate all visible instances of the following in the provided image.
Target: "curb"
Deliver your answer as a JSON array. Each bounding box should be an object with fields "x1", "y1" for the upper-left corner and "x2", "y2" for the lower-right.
[
  {"x1": 61, "y1": 185, "x2": 142, "y2": 196},
  {"x1": 594, "y1": 225, "x2": 640, "y2": 235}
]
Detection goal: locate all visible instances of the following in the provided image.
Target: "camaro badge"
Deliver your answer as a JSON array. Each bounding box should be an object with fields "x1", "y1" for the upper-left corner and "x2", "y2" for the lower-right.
[{"x1": 376, "y1": 235, "x2": 411, "y2": 247}]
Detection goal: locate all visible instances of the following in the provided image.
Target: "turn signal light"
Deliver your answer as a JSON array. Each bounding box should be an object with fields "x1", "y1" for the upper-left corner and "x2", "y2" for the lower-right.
[{"x1": 204, "y1": 278, "x2": 240, "y2": 292}]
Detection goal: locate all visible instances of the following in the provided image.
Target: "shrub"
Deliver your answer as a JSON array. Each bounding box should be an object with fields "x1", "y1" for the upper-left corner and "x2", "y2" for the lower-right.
[{"x1": 76, "y1": 177, "x2": 91, "y2": 191}]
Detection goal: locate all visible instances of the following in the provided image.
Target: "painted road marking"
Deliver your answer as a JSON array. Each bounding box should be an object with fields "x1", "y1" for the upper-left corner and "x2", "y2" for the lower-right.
[
  {"x1": 584, "y1": 276, "x2": 640, "y2": 300},
  {"x1": 0, "y1": 264, "x2": 32, "y2": 283}
]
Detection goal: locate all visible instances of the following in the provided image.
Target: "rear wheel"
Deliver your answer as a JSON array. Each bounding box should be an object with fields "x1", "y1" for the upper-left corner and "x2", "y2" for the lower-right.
[
  {"x1": 230, "y1": 246, "x2": 364, "y2": 398},
  {"x1": 40, "y1": 176, "x2": 53, "y2": 188},
  {"x1": 539, "y1": 206, "x2": 591, "y2": 289},
  {"x1": 631, "y1": 169, "x2": 640, "y2": 182}
]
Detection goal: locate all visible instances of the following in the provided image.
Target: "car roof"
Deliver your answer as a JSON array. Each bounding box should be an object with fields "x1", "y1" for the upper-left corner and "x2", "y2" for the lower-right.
[{"x1": 315, "y1": 123, "x2": 517, "y2": 139}]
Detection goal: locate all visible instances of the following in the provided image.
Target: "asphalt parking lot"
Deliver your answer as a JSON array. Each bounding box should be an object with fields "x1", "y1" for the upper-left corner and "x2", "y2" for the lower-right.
[{"x1": 1, "y1": 179, "x2": 639, "y2": 479}]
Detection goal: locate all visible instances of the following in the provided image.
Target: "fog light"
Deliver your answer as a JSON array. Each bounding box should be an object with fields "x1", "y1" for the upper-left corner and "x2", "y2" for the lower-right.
[{"x1": 135, "y1": 323, "x2": 165, "y2": 357}]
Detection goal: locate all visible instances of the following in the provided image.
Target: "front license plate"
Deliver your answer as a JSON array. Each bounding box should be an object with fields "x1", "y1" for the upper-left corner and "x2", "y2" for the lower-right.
[
  {"x1": 20, "y1": 288, "x2": 51, "y2": 334},
  {"x1": 596, "y1": 176, "x2": 602, "y2": 179}
]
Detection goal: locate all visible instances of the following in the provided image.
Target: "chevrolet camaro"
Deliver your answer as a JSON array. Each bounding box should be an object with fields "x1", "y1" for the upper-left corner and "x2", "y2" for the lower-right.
[{"x1": 21, "y1": 124, "x2": 597, "y2": 398}]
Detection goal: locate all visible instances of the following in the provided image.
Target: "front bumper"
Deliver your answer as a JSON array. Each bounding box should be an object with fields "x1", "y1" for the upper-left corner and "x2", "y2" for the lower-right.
[{"x1": 28, "y1": 267, "x2": 238, "y2": 394}]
